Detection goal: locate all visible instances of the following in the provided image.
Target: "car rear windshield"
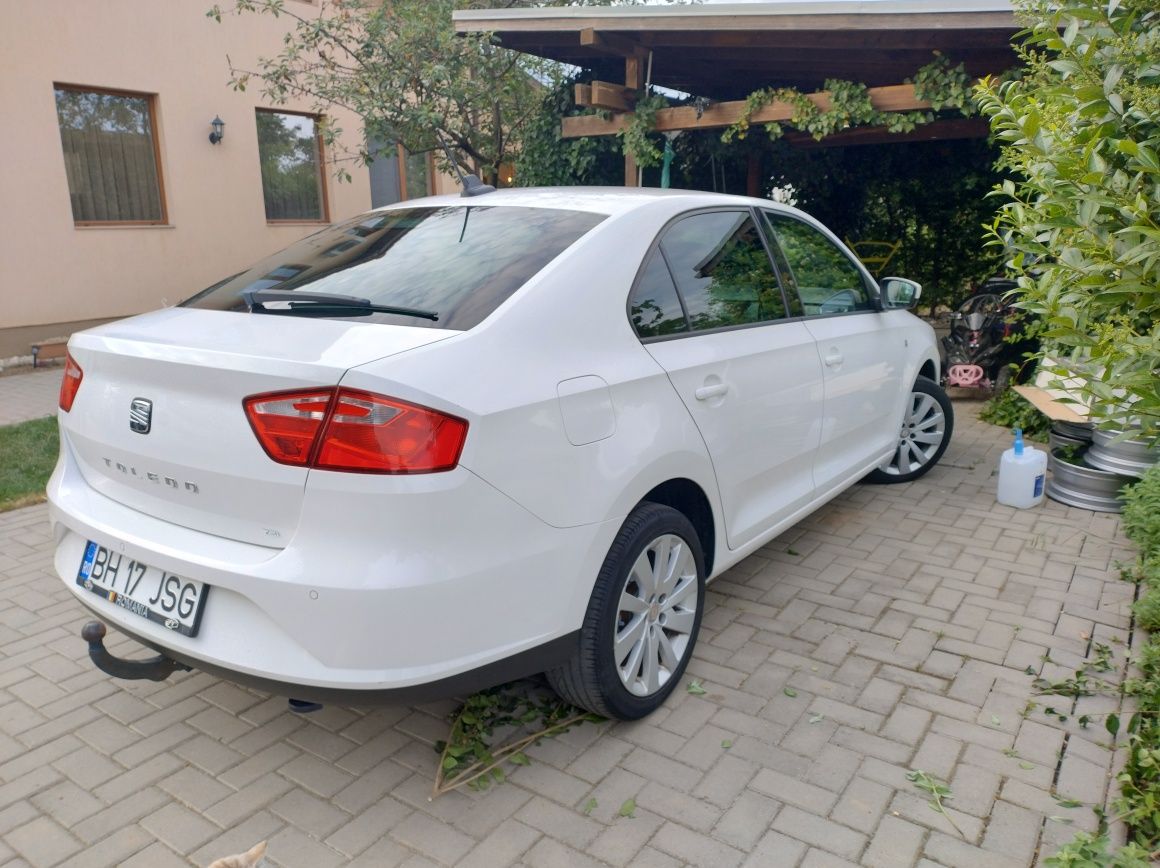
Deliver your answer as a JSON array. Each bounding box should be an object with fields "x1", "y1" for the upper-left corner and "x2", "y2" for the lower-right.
[{"x1": 182, "y1": 205, "x2": 606, "y2": 330}]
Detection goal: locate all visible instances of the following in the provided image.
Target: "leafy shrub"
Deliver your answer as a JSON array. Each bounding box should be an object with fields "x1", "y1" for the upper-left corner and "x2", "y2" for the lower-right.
[
  {"x1": 976, "y1": 0, "x2": 1160, "y2": 441},
  {"x1": 1122, "y1": 466, "x2": 1160, "y2": 561},
  {"x1": 1045, "y1": 833, "x2": 1150, "y2": 867},
  {"x1": 979, "y1": 379, "x2": 1052, "y2": 442}
]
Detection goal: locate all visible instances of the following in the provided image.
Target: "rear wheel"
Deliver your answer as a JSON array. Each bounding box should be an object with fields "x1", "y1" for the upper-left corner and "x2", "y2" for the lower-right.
[
  {"x1": 547, "y1": 503, "x2": 705, "y2": 720},
  {"x1": 866, "y1": 376, "x2": 954, "y2": 484}
]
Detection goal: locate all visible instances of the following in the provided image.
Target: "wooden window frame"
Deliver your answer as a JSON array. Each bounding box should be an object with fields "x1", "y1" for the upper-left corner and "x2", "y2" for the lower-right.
[
  {"x1": 255, "y1": 107, "x2": 330, "y2": 225},
  {"x1": 396, "y1": 144, "x2": 435, "y2": 201},
  {"x1": 54, "y1": 82, "x2": 168, "y2": 227}
]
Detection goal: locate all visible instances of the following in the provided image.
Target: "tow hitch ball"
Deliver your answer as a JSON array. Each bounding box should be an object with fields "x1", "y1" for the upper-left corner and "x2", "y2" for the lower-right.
[{"x1": 81, "y1": 621, "x2": 190, "y2": 682}]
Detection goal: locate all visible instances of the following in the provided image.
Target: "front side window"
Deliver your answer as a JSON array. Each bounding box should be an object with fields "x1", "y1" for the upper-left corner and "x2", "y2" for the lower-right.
[
  {"x1": 54, "y1": 85, "x2": 165, "y2": 224},
  {"x1": 659, "y1": 211, "x2": 788, "y2": 332},
  {"x1": 183, "y1": 206, "x2": 606, "y2": 331},
  {"x1": 256, "y1": 110, "x2": 326, "y2": 222},
  {"x1": 762, "y1": 213, "x2": 875, "y2": 315}
]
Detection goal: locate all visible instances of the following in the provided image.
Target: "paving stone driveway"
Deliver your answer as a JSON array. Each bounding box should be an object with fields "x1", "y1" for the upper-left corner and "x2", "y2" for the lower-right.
[{"x1": 0, "y1": 403, "x2": 1138, "y2": 867}]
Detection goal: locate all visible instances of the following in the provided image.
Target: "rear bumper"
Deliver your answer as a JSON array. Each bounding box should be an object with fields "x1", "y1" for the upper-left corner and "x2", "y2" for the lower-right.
[
  {"x1": 77, "y1": 609, "x2": 578, "y2": 704},
  {"x1": 48, "y1": 441, "x2": 620, "y2": 695}
]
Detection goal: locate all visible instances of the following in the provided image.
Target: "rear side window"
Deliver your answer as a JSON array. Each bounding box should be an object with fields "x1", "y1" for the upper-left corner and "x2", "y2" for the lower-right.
[
  {"x1": 629, "y1": 251, "x2": 689, "y2": 338},
  {"x1": 762, "y1": 213, "x2": 875, "y2": 315},
  {"x1": 659, "y1": 211, "x2": 788, "y2": 332},
  {"x1": 182, "y1": 206, "x2": 606, "y2": 330}
]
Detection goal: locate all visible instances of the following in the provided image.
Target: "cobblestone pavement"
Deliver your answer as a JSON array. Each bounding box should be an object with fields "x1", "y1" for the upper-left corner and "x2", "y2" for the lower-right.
[
  {"x1": 0, "y1": 403, "x2": 1138, "y2": 867},
  {"x1": 0, "y1": 369, "x2": 62, "y2": 426}
]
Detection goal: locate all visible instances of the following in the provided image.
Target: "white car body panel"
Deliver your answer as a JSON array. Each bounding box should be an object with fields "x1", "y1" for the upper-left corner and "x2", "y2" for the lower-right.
[
  {"x1": 47, "y1": 187, "x2": 945, "y2": 701},
  {"x1": 645, "y1": 323, "x2": 824, "y2": 550}
]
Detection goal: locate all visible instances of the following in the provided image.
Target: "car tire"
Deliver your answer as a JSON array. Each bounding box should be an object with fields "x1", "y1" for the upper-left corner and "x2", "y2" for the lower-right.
[
  {"x1": 993, "y1": 365, "x2": 1012, "y2": 395},
  {"x1": 547, "y1": 502, "x2": 705, "y2": 720},
  {"x1": 865, "y1": 376, "x2": 954, "y2": 484}
]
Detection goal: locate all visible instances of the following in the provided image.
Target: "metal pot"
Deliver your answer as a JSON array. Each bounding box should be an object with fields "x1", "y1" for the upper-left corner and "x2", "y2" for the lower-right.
[
  {"x1": 1048, "y1": 420, "x2": 1093, "y2": 453},
  {"x1": 1053, "y1": 420, "x2": 1094, "y2": 442},
  {"x1": 1046, "y1": 447, "x2": 1134, "y2": 513},
  {"x1": 1084, "y1": 429, "x2": 1159, "y2": 479}
]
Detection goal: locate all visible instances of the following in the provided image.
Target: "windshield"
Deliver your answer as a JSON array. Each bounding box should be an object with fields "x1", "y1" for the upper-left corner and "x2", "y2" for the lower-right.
[{"x1": 182, "y1": 205, "x2": 606, "y2": 330}]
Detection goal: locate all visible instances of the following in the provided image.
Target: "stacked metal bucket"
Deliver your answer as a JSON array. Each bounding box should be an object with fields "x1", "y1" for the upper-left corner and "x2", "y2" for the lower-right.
[{"x1": 1046, "y1": 422, "x2": 1159, "y2": 512}]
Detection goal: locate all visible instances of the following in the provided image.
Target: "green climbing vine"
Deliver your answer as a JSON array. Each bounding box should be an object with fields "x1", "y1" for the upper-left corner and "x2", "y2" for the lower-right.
[
  {"x1": 720, "y1": 87, "x2": 818, "y2": 143},
  {"x1": 617, "y1": 91, "x2": 670, "y2": 169},
  {"x1": 601, "y1": 53, "x2": 984, "y2": 176},
  {"x1": 720, "y1": 54, "x2": 970, "y2": 145}
]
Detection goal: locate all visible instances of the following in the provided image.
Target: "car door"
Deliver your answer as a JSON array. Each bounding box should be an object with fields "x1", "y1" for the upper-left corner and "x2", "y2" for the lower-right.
[
  {"x1": 633, "y1": 209, "x2": 825, "y2": 550},
  {"x1": 760, "y1": 210, "x2": 907, "y2": 494}
]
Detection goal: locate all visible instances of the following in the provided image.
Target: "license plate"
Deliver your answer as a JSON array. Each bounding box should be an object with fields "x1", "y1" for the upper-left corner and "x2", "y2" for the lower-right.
[{"x1": 76, "y1": 542, "x2": 210, "y2": 637}]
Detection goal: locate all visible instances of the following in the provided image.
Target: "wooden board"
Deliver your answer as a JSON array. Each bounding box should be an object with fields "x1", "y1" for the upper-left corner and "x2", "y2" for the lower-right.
[
  {"x1": 563, "y1": 82, "x2": 930, "y2": 138},
  {"x1": 1012, "y1": 385, "x2": 1089, "y2": 423}
]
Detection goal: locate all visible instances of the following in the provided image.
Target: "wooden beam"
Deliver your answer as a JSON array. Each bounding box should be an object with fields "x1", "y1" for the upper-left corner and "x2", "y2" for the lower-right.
[
  {"x1": 578, "y1": 80, "x2": 636, "y2": 112},
  {"x1": 623, "y1": 52, "x2": 645, "y2": 187},
  {"x1": 574, "y1": 83, "x2": 592, "y2": 107},
  {"x1": 625, "y1": 54, "x2": 645, "y2": 91},
  {"x1": 580, "y1": 27, "x2": 648, "y2": 60},
  {"x1": 562, "y1": 83, "x2": 932, "y2": 138}
]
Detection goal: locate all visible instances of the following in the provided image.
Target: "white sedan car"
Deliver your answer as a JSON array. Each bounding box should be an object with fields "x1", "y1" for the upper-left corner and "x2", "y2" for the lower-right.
[{"x1": 48, "y1": 187, "x2": 951, "y2": 720}]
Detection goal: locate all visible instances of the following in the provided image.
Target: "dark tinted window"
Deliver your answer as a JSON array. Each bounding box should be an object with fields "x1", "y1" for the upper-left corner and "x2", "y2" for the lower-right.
[
  {"x1": 629, "y1": 251, "x2": 688, "y2": 338},
  {"x1": 660, "y1": 211, "x2": 787, "y2": 332},
  {"x1": 183, "y1": 206, "x2": 605, "y2": 330},
  {"x1": 762, "y1": 213, "x2": 874, "y2": 315}
]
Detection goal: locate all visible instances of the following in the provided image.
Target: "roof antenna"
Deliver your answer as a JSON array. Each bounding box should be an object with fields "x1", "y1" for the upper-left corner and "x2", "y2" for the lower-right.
[{"x1": 435, "y1": 135, "x2": 495, "y2": 198}]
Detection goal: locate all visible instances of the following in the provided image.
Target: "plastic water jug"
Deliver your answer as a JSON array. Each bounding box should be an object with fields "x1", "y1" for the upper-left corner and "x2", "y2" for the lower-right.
[{"x1": 997, "y1": 428, "x2": 1047, "y2": 508}]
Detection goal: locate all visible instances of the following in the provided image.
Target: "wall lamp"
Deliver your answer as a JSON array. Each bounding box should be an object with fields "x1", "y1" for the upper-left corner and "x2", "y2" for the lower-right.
[{"x1": 208, "y1": 116, "x2": 225, "y2": 145}]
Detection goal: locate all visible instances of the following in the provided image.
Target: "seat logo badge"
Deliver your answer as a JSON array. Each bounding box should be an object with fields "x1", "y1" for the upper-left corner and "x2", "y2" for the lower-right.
[
  {"x1": 164, "y1": 619, "x2": 179, "y2": 630},
  {"x1": 129, "y1": 398, "x2": 153, "y2": 434}
]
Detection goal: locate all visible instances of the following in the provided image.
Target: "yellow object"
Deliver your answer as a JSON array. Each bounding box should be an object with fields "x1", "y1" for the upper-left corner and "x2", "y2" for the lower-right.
[{"x1": 845, "y1": 239, "x2": 901, "y2": 276}]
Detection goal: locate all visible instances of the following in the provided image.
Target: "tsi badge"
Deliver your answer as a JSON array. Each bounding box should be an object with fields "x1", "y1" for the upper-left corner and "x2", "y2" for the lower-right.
[{"x1": 129, "y1": 398, "x2": 153, "y2": 434}]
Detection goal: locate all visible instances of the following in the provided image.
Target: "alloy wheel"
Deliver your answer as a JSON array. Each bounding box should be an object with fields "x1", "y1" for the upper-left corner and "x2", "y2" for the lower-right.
[
  {"x1": 613, "y1": 533, "x2": 698, "y2": 697},
  {"x1": 882, "y1": 390, "x2": 947, "y2": 477}
]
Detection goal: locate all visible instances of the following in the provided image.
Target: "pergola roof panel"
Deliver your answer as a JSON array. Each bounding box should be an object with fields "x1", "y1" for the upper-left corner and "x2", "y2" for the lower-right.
[{"x1": 454, "y1": 1, "x2": 1020, "y2": 99}]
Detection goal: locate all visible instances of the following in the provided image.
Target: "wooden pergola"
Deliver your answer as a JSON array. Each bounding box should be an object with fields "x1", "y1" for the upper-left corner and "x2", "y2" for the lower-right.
[{"x1": 454, "y1": 1, "x2": 1020, "y2": 188}]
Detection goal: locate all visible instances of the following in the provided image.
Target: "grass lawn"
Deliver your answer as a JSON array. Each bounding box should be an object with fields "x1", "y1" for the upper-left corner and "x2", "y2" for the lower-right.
[{"x1": 0, "y1": 416, "x2": 58, "y2": 511}]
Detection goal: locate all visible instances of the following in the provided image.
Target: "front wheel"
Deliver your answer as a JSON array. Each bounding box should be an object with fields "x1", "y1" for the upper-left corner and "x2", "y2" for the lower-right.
[
  {"x1": 547, "y1": 503, "x2": 705, "y2": 720},
  {"x1": 865, "y1": 376, "x2": 954, "y2": 484}
]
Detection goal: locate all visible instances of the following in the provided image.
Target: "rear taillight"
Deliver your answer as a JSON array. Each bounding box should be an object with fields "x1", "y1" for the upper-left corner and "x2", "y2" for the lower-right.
[
  {"x1": 243, "y1": 390, "x2": 334, "y2": 467},
  {"x1": 59, "y1": 352, "x2": 83, "y2": 412},
  {"x1": 244, "y1": 388, "x2": 467, "y2": 474}
]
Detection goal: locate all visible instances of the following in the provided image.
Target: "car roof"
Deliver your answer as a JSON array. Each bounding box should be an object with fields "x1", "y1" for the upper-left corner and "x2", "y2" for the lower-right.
[{"x1": 376, "y1": 186, "x2": 796, "y2": 218}]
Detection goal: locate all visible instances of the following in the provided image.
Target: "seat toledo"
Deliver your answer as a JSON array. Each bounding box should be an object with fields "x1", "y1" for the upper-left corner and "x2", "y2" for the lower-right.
[{"x1": 48, "y1": 187, "x2": 952, "y2": 720}]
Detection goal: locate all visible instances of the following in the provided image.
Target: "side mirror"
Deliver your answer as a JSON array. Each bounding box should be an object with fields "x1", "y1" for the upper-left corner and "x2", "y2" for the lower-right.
[{"x1": 879, "y1": 277, "x2": 921, "y2": 310}]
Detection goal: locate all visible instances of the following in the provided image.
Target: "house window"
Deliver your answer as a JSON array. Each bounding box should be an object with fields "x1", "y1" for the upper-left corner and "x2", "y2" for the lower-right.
[
  {"x1": 54, "y1": 85, "x2": 166, "y2": 224},
  {"x1": 400, "y1": 146, "x2": 433, "y2": 200},
  {"x1": 256, "y1": 110, "x2": 327, "y2": 222}
]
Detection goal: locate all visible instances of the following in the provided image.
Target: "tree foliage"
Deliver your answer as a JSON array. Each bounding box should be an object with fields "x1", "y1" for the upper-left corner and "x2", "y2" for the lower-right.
[
  {"x1": 976, "y1": 0, "x2": 1160, "y2": 440},
  {"x1": 516, "y1": 77, "x2": 625, "y2": 187},
  {"x1": 207, "y1": 0, "x2": 629, "y2": 184}
]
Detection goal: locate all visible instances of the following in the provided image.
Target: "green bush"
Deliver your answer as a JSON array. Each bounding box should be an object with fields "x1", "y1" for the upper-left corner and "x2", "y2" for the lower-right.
[
  {"x1": 976, "y1": 0, "x2": 1160, "y2": 441},
  {"x1": 1122, "y1": 466, "x2": 1160, "y2": 561},
  {"x1": 979, "y1": 377, "x2": 1052, "y2": 442}
]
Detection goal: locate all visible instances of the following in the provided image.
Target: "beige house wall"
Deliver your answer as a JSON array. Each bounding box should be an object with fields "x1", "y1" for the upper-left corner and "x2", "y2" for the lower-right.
[{"x1": 0, "y1": 0, "x2": 453, "y2": 360}]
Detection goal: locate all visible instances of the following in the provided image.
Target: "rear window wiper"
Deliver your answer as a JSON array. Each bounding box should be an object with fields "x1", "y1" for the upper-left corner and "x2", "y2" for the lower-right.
[{"x1": 242, "y1": 288, "x2": 439, "y2": 321}]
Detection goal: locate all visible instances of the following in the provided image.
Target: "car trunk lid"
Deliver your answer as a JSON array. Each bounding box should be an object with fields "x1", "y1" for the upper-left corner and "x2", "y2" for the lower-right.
[{"x1": 61, "y1": 307, "x2": 455, "y2": 547}]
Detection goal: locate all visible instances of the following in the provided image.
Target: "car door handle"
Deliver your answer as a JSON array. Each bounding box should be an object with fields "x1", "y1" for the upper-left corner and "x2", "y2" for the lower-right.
[
  {"x1": 823, "y1": 351, "x2": 844, "y2": 367},
  {"x1": 694, "y1": 383, "x2": 729, "y2": 401}
]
